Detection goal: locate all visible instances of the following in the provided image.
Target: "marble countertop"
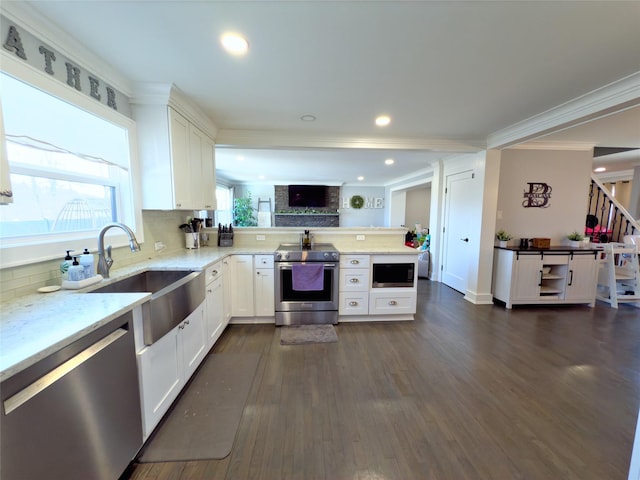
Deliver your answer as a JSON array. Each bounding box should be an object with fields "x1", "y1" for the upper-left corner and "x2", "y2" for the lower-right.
[{"x1": 1, "y1": 243, "x2": 417, "y2": 381}]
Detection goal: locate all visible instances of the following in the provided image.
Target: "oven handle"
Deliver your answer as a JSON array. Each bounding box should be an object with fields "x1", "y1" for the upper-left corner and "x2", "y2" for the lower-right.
[{"x1": 276, "y1": 263, "x2": 338, "y2": 270}]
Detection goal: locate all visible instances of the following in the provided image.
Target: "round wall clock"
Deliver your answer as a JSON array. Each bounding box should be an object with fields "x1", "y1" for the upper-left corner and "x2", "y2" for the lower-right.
[{"x1": 350, "y1": 195, "x2": 364, "y2": 209}]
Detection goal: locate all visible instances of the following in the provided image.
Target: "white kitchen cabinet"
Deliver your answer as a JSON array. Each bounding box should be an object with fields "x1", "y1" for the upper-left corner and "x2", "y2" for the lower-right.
[
  {"x1": 137, "y1": 301, "x2": 206, "y2": 440},
  {"x1": 222, "y1": 257, "x2": 232, "y2": 324},
  {"x1": 369, "y1": 291, "x2": 417, "y2": 315},
  {"x1": 492, "y1": 248, "x2": 599, "y2": 308},
  {"x1": 339, "y1": 255, "x2": 370, "y2": 316},
  {"x1": 230, "y1": 255, "x2": 255, "y2": 317},
  {"x1": 205, "y1": 262, "x2": 225, "y2": 349},
  {"x1": 133, "y1": 103, "x2": 216, "y2": 210},
  {"x1": 254, "y1": 255, "x2": 275, "y2": 318}
]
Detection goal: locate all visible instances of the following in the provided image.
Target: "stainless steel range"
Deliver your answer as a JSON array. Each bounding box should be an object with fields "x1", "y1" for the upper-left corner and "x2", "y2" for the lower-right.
[{"x1": 274, "y1": 243, "x2": 340, "y2": 326}]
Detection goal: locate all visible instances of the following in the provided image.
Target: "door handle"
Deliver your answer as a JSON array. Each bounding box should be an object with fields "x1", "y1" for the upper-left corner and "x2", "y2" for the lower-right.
[{"x1": 460, "y1": 237, "x2": 469, "y2": 242}]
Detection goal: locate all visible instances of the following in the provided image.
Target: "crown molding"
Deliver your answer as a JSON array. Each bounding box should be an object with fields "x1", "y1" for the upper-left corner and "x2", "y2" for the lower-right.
[
  {"x1": 487, "y1": 71, "x2": 640, "y2": 149},
  {"x1": 1, "y1": 2, "x2": 133, "y2": 96},
  {"x1": 131, "y1": 82, "x2": 218, "y2": 138},
  {"x1": 595, "y1": 169, "x2": 635, "y2": 183},
  {"x1": 216, "y1": 129, "x2": 484, "y2": 152},
  {"x1": 507, "y1": 141, "x2": 595, "y2": 151}
]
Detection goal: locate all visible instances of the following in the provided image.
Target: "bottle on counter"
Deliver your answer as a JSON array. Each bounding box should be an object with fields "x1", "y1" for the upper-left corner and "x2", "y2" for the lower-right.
[
  {"x1": 79, "y1": 248, "x2": 94, "y2": 278},
  {"x1": 68, "y1": 257, "x2": 85, "y2": 282},
  {"x1": 60, "y1": 250, "x2": 73, "y2": 281}
]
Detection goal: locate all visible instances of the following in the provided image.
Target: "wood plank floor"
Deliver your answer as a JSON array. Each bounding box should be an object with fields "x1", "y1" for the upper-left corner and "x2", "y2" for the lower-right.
[{"x1": 126, "y1": 280, "x2": 640, "y2": 480}]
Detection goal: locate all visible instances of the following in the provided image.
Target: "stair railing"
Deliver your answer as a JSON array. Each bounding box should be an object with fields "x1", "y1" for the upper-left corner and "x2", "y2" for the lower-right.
[{"x1": 586, "y1": 175, "x2": 640, "y2": 243}]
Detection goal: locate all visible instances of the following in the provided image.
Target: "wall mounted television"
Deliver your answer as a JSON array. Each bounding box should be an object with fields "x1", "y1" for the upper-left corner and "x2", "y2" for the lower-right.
[{"x1": 288, "y1": 185, "x2": 328, "y2": 207}]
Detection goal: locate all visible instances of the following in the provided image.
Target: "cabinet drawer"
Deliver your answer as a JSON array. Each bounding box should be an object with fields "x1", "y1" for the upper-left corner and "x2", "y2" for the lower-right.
[
  {"x1": 369, "y1": 291, "x2": 416, "y2": 315},
  {"x1": 254, "y1": 255, "x2": 274, "y2": 268},
  {"x1": 340, "y1": 269, "x2": 370, "y2": 291},
  {"x1": 205, "y1": 261, "x2": 223, "y2": 284},
  {"x1": 339, "y1": 292, "x2": 369, "y2": 315},
  {"x1": 340, "y1": 255, "x2": 369, "y2": 268}
]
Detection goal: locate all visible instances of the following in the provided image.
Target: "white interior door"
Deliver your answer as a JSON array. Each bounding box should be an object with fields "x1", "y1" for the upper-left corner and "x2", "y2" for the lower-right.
[{"x1": 441, "y1": 170, "x2": 475, "y2": 293}]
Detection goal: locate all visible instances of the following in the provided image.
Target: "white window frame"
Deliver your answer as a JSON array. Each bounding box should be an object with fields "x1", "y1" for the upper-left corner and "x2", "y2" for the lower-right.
[{"x1": 0, "y1": 53, "x2": 143, "y2": 268}]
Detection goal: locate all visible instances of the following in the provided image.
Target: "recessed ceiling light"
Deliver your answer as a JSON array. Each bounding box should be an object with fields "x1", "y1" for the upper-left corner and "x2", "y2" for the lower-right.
[
  {"x1": 221, "y1": 33, "x2": 249, "y2": 56},
  {"x1": 375, "y1": 115, "x2": 391, "y2": 127},
  {"x1": 258, "y1": 175, "x2": 265, "y2": 179},
  {"x1": 385, "y1": 158, "x2": 394, "y2": 165},
  {"x1": 594, "y1": 167, "x2": 606, "y2": 172},
  {"x1": 357, "y1": 176, "x2": 364, "y2": 181},
  {"x1": 236, "y1": 155, "x2": 245, "y2": 161},
  {"x1": 301, "y1": 115, "x2": 316, "y2": 122}
]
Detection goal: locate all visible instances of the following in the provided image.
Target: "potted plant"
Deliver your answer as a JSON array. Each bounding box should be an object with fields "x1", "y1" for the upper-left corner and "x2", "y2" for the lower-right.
[
  {"x1": 233, "y1": 192, "x2": 257, "y2": 226},
  {"x1": 495, "y1": 230, "x2": 512, "y2": 248},
  {"x1": 567, "y1": 231, "x2": 584, "y2": 248}
]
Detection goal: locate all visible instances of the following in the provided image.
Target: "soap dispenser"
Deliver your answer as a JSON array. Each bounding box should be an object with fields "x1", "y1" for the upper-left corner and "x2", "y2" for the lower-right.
[
  {"x1": 60, "y1": 250, "x2": 73, "y2": 281},
  {"x1": 68, "y1": 257, "x2": 85, "y2": 282},
  {"x1": 79, "y1": 248, "x2": 94, "y2": 278}
]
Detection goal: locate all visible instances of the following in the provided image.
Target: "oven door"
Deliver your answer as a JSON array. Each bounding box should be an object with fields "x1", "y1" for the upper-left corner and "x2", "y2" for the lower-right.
[{"x1": 275, "y1": 262, "x2": 339, "y2": 312}]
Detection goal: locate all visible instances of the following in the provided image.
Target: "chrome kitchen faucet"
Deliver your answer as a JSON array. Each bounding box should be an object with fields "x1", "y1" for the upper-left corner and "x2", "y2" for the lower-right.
[{"x1": 97, "y1": 223, "x2": 141, "y2": 278}]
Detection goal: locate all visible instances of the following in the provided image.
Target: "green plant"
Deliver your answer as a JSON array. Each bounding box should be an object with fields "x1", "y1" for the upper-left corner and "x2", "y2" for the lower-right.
[
  {"x1": 233, "y1": 192, "x2": 257, "y2": 226},
  {"x1": 496, "y1": 230, "x2": 512, "y2": 241},
  {"x1": 567, "y1": 231, "x2": 584, "y2": 241}
]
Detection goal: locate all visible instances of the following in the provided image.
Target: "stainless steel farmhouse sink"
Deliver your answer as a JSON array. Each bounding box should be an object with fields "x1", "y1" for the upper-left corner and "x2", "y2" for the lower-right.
[{"x1": 89, "y1": 270, "x2": 204, "y2": 345}]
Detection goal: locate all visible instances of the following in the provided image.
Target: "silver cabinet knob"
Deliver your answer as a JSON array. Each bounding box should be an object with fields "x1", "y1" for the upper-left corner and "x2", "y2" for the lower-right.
[
  {"x1": 349, "y1": 301, "x2": 358, "y2": 306},
  {"x1": 350, "y1": 278, "x2": 359, "y2": 283},
  {"x1": 350, "y1": 259, "x2": 359, "y2": 264},
  {"x1": 388, "y1": 300, "x2": 397, "y2": 306}
]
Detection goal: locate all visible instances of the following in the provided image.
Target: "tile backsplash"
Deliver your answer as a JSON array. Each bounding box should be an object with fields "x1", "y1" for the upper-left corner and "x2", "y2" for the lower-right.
[{"x1": 0, "y1": 210, "x2": 186, "y2": 301}]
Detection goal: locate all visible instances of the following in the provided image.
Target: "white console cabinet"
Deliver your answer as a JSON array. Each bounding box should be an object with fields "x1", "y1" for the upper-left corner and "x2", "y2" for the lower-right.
[{"x1": 493, "y1": 248, "x2": 599, "y2": 308}]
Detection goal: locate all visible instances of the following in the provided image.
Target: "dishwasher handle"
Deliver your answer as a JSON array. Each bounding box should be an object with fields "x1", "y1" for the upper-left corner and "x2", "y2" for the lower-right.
[{"x1": 4, "y1": 328, "x2": 128, "y2": 415}]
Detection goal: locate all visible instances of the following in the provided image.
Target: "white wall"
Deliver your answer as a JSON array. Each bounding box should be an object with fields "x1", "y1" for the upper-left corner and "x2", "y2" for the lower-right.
[
  {"x1": 404, "y1": 187, "x2": 431, "y2": 231},
  {"x1": 496, "y1": 149, "x2": 594, "y2": 245}
]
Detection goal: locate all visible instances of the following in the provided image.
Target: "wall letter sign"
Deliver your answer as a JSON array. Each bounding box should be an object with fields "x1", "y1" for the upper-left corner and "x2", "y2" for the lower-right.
[{"x1": 522, "y1": 182, "x2": 552, "y2": 208}]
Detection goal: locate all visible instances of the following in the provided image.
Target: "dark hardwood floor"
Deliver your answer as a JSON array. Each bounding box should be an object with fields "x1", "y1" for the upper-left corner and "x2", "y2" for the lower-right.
[{"x1": 128, "y1": 280, "x2": 640, "y2": 480}]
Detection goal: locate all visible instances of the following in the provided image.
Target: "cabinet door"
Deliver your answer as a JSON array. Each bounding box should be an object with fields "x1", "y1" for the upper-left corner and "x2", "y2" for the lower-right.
[
  {"x1": 189, "y1": 125, "x2": 217, "y2": 210},
  {"x1": 255, "y1": 268, "x2": 275, "y2": 317},
  {"x1": 205, "y1": 277, "x2": 224, "y2": 348},
  {"x1": 565, "y1": 254, "x2": 598, "y2": 303},
  {"x1": 168, "y1": 108, "x2": 192, "y2": 209},
  {"x1": 181, "y1": 302, "x2": 207, "y2": 380},
  {"x1": 512, "y1": 255, "x2": 542, "y2": 301},
  {"x1": 137, "y1": 327, "x2": 183, "y2": 439},
  {"x1": 200, "y1": 135, "x2": 216, "y2": 210},
  {"x1": 230, "y1": 255, "x2": 255, "y2": 317},
  {"x1": 222, "y1": 258, "x2": 232, "y2": 324}
]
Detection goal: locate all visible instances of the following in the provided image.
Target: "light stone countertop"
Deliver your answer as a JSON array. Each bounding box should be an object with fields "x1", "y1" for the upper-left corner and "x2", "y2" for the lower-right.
[{"x1": 0, "y1": 243, "x2": 418, "y2": 381}]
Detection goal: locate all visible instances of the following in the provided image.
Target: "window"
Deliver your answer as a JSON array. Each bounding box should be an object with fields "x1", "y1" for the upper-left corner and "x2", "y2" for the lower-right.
[
  {"x1": 215, "y1": 184, "x2": 233, "y2": 226},
  {"x1": 0, "y1": 71, "x2": 142, "y2": 267}
]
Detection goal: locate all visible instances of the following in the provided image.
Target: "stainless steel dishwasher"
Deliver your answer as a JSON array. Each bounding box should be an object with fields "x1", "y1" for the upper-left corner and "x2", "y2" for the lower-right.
[{"x1": 0, "y1": 311, "x2": 143, "y2": 480}]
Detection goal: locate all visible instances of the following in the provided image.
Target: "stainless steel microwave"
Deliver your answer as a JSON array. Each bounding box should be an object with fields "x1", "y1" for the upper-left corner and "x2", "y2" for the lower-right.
[{"x1": 371, "y1": 262, "x2": 415, "y2": 288}]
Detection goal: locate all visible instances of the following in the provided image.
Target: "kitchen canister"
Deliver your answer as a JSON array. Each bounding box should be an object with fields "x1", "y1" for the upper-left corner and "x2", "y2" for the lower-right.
[{"x1": 185, "y1": 232, "x2": 200, "y2": 249}]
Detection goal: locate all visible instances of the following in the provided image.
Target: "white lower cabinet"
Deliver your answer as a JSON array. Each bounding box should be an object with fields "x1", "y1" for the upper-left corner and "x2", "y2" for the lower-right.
[
  {"x1": 493, "y1": 248, "x2": 599, "y2": 308},
  {"x1": 230, "y1": 255, "x2": 255, "y2": 317},
  {"x1": 205, "y1": 262, "x2": 225, "y2": 349},
  {"x1": 339, "y1": 255, "x2": 370, "y2": 316},
  {"x1": 254, "y1": 255, "x2": 275, "y2": 317},
  {"x1": 137, "y1": 301, "x2": 207, "y2": 440},
  {"x1": 369, "y1": 291, "x2": 417, "y2": 315},
  {"x1": 222, "y1": 257, "x2": 232, "y2": 323}
]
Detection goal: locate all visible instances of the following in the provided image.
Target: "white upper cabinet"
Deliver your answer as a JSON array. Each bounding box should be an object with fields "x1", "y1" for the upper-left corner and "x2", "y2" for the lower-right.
[{"x1": 132, "y1": 85, "x2": 217, "y2": 210}]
